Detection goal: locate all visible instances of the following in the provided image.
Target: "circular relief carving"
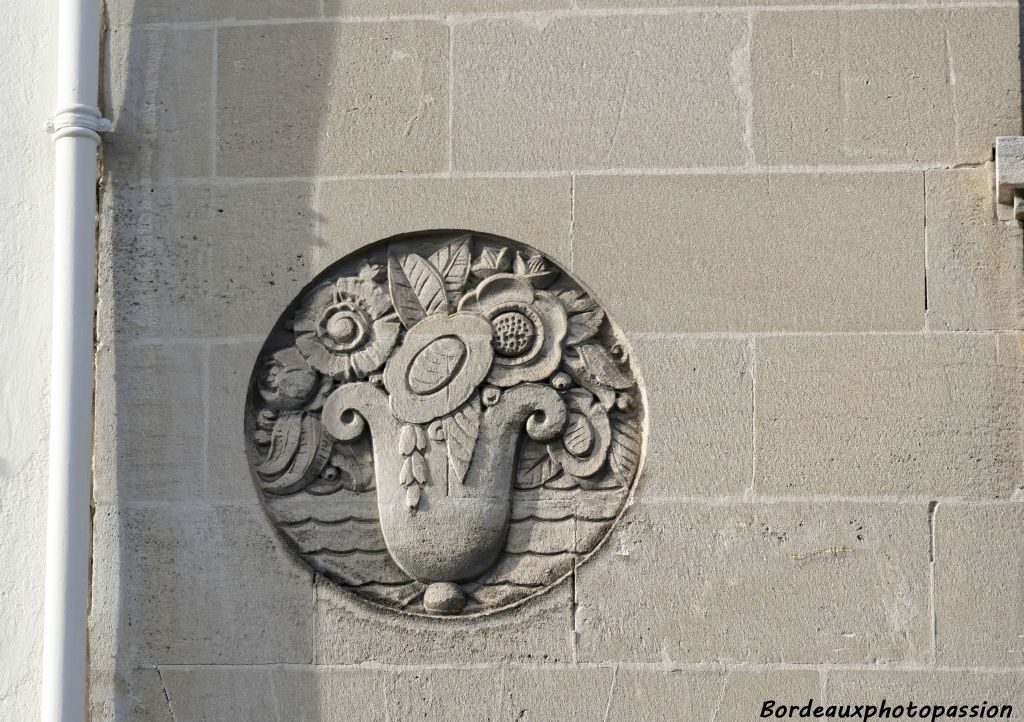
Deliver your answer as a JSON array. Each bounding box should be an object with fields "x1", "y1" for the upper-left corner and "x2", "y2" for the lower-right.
[{"x1": 245, "y1": 231, "x2": 647, "y2": 617}]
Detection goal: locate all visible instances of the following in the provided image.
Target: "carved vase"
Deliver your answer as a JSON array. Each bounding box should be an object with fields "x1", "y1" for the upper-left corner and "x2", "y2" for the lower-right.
[{"x1": 245, "y1": 231, "x2": 646, "y2": 617}]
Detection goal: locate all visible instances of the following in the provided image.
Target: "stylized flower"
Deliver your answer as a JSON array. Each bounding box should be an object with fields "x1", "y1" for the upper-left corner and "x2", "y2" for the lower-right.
[
  {"x1": 383, "y1": 313, "x2": 495, "y2": 424},
  {"x1": 293, "y1": 266, "x2": 399, "y2": 381},
  {"x1": 458, "y1": 274, "x2": 568, "y2": 388}
]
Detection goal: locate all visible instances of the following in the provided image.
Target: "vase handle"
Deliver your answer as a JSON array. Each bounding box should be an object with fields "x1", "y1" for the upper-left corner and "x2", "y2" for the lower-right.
[{"x1": 321, "y1": 382, "x2": 398, "y2": 442}]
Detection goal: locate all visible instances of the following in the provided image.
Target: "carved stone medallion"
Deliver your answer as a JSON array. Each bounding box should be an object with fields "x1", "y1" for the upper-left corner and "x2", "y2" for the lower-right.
[{"x1": 244, "y1": 231, "x2": 646, "y2": 617}]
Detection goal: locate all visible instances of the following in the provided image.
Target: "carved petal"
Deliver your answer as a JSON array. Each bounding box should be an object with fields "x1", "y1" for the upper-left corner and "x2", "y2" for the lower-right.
[{"x1": 474, "y1": 273, "x2": 534, "y2": 313}]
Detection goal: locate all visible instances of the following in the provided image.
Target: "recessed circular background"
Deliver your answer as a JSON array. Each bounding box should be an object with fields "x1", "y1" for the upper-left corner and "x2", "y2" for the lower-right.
[{"x1": 245, "y1": 230, "x2": 646, "y2": 617}]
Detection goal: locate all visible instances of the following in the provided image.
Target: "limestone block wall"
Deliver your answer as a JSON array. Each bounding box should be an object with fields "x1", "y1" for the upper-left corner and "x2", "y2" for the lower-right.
[{"x1": 94, "y1": 0, "x2": 1024, "y2": 719}]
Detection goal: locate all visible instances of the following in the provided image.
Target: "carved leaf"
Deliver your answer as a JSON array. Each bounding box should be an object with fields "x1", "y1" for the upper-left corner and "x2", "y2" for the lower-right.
[
  {"x1": 565, "y1": 309, "x2": 605, "y2": 347},
  {"x1": 554, "y1": 287, "x2": 599, "y2": 314},
  {"x1": 429, "y1": 236, "x2": 472, "y2": 301},
  {"x1": 388, "y1": 252, "x2": 449, "y2": 328},
  {"x1": 329, "y1": 439, "x2": 374, "y2": 492},
  {"x1": 399, "y1": 425, "x2": 417, "y2": 456},
  {"x1": 608, "y1": 414, "x2": 642, "y2": 484},
  {"x1": 562, "y1": 354, "x2": 617, "y2": 410},
  {"x1": 443, "y1": 394, "x2": 481, "y2": 486},
  {"x1": 516, "y1": 439, "x2": 562, "y2": 489},
  {"x1": 406, "y1": 484, "x2": 421, "y2": 512},
  {"x1": 578, "y1": 343, "x2": 634, "y2": 390},
  {"x1": 400, "y1": 457, "x2": 415, "y2": 487},
  {"x1": 255, "y1": 412, "x2": 302, "y2": 478},
  {"x1": 260, "y1": 413, "x2": 333, "y2": 494},
  {"x1": 562, "y1": 412, "x2": 595, "y2": 457},
  {"x1": 410, "y1": 450, "x2": 428, "y2": 483},
  {"x1": 408, "y1": 337, "x2": 466, "y2": 395}
]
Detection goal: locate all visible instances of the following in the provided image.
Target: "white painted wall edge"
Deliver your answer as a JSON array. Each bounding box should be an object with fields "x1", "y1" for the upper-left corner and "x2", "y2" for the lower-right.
[{"x1": 42, "y1": 0, "x2": 109, "y2": 718}]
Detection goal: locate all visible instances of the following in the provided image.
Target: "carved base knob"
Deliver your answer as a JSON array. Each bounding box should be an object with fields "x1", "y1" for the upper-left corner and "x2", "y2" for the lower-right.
[{"x1": 423, "y1": 582, "x2": 467, "y2": 615}]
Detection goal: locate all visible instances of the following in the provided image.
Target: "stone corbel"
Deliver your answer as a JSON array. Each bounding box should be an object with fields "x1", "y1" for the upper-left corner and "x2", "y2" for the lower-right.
[{"x1": 995, "y1": 136, "x2": 1024, "y2": 220}]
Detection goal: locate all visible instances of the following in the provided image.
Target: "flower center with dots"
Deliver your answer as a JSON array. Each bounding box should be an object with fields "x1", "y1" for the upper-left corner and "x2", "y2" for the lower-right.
[{"x1": 491, "y1": 311, "x2": 536, "y2": 357}]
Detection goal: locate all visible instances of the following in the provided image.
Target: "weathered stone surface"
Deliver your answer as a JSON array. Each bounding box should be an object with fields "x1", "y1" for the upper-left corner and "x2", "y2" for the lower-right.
[
  {"x1": 104, "y1": 27, "x2": 213, "y2": 182},
  {"x1": 93, "y1": 343, "x2": 205, "y2": 503},
  {"x1": 107, "y1": 0, "x2": 319, "y2": 25},
  {"x1": 207, "y1": 340, "x2": 263, "y2": 502},
  {"x1": 91, "y1": 505, "x2": 314, "y2": 665},
  {"x1": 498, "y1": 667, "x2": 613, "y2": 721},
  {"x1": 716, "y1": 670, "x2": 821, "y2": 722},
  {"x1": 452, "y1": 15, "x2": 750, "y2": 171},
  {"x1": 575, "y1": 501, "x2": 930, "y2": 663},
  {"x1": 161, "y1": 667, "x2": 389, "y2": 722},
  {"x1": 97, "y1": 182, "x2": 317, "y2": 339},
  {"x1": 89, "y1": 667, "x2": 173, "y2": 722},
  {"x1": 316, "y1": 177, "x2": 572, "y2": 269},
  {"x1": 934, "y1": 504, "x2": 1024, "y2": 666},
  {"x1": 325, "y1": 0, "x2": 569, "y2": 13},
  {"x1": 574, "y1": 173, "x2": 922, "y2": 331},
  {"x1": 605, "y1": 669, "x2": 820, "y2": 722},
  {"x1": 827, "y1": 670, "x2": 1024, "y2": 710},
  {"x1": 753, "y1": 9, "x2": 1020, "y2": 165},
  {"x1": 755, "y1": 335, "x2": 1021, "y2": 497},
  {"x1": 605, "y1": 669, "x2": 721, "y2": 720},
  {"x1": 925, "y1": 168, "x2": 1024, "y2": 331},
  {"x1": 629, "y1": 335, "x2": 751, "y2": 497},
  {"x1": 217, "y1": 21, "x2": 448, "y2": 177},
  {"x1": 314, "y1": 577, "x2": 574, "y2": 664}
]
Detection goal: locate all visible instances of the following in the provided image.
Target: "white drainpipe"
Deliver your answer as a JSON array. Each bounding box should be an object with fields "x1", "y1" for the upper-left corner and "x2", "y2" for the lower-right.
[{"x1": 42, "y1": 0, "x2": 109, "y2": 718}]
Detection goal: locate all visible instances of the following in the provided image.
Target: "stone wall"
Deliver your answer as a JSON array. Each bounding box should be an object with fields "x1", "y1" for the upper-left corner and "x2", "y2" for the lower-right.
[{"x1": 94, "y1": 1, "x2": 1024, "y2": 720}]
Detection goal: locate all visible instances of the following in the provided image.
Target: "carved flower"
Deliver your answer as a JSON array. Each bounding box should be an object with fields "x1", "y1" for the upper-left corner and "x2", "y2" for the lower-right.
[
  {"x1": 293, "y1": 265, "x2": 399, "y2": 381},
  {"x1": 383, "y1": 313, "x2": 495, "y2": 424},
  {"x1": 459, "y1": 274, "x2": 568, "y2": 388}
]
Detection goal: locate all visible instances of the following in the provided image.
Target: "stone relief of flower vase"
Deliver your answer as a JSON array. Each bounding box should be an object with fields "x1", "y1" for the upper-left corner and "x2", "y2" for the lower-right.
[{"x1": 245, "y1": 231, "x2": 647, "y2": 617}]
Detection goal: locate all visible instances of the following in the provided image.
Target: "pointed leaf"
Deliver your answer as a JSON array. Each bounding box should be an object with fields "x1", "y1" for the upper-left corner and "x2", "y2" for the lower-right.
[
  {"x1": 388, "y1": 252, "x2": 449, "y2": 328},
  {"x1": 608, "y1": 415, "x2": 643, "y2": 484},
  {"x1": 443, "y1": 394, "x2": 481, "y2": 485},
  {"x1": 429, "y1": 236, "x2": 472, "y2": 301},
  {"x1": 515, "y1": 439, "x2": 562, "y2": 489}
]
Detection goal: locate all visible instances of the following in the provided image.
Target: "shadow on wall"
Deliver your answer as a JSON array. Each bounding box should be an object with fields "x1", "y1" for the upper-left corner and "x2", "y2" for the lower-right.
[{"x1": 94, "y1": 0, "x2": 335, "y2": 717}]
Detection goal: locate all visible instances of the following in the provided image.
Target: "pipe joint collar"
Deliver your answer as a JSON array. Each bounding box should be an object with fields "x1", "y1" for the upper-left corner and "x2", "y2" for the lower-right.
[{"x1": 46, "y1": 104, "x2": 112, "y2": 142}]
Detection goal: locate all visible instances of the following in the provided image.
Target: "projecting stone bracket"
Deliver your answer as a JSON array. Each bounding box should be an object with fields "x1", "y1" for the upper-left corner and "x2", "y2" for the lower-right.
[{"x1": 995, "y1": 136, "x2": 1024, "y2": 221}]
